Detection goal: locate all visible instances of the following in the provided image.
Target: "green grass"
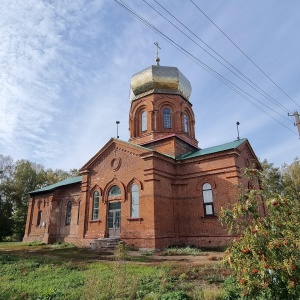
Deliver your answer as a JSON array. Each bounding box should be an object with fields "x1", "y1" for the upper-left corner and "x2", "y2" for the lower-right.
[
  {"x1": 0, "y1": 242, "x2": 228, "y2": 300},
  {"x1": 0, "y1": 241, "x2": 27, "y2": 247}
]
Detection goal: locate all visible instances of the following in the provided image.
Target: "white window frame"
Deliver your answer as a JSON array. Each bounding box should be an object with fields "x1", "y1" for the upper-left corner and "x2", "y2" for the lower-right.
[
  {"x1": 163, "y1": 108, "x2": 171, "y2": 128},
  {"x1": 141, "y1": 111, "x2": 147, "y2": 132},
  {"x1": 131, "y1": 184, "x2": 139, "y2": 218},
  {"x1": 202, "y1": 183, "x2": 214, "y2": 216},
  {"x1": 92, "y1": 191, "x2": 100, "y2": 220}
]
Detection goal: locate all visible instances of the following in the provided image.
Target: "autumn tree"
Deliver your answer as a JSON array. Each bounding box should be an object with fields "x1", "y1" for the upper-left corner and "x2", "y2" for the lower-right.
[{"x1": 220, "y1": 162, "x2": 300, "y2": 299}]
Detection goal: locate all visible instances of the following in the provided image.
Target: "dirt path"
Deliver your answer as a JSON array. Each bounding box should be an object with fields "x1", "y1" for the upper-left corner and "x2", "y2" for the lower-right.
[
  {"x1": 128, "y1": 250, "x2": 224, "y2": 265},
  {"x1": 0, "y1": 243, "x2": 224, "y2": 266}
]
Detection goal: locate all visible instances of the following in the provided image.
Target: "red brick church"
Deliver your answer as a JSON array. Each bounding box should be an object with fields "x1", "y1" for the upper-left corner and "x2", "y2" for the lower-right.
[{"x1": 23, "y1": 59, "x2": 259, "y2": 249}]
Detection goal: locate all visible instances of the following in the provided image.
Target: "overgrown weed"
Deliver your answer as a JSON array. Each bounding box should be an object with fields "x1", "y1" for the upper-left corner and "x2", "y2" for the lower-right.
[
  {"x1": 161, "y1": 246, "x2": 204, "y2": 256},
  {"x1": 51, "y1": 242, "x2": 76, "y2": 249}
]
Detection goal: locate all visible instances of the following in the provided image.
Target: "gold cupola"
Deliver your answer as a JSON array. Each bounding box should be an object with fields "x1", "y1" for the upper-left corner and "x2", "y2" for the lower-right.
[{"x1": 130, "y1": 65, "x2": 192, "y2": 101}]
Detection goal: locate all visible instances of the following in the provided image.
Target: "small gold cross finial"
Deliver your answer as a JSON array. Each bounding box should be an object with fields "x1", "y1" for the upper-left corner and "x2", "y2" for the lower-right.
[{"x1": 154, "y1": 42, "x2": 161, "y2": 66}]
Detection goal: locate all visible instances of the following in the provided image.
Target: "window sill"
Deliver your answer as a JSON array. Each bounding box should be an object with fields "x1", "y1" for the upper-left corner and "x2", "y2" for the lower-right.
[
  {"x1": 108, "y1": 196, "x2": 122, "y2": 201},
  {"x1": 89, "y1": 220, "x2": 102, "y2": 224},
  {"x1": 201, "y1": 215, "x2": 217, "y2": 218},
  {"x1": 127, "y1": 217, "x2": 143, "y2": 224}
]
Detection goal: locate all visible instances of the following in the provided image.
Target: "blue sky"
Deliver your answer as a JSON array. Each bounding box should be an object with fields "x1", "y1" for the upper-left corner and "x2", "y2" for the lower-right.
[{"x1": 0, "y1": 0, "x2": 299, "y2": 170}]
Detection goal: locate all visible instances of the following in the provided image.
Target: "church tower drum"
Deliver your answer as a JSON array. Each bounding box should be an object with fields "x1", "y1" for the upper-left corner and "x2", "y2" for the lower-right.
[{"x1": 129, "y1": 64, "x2": 199, "y2": 158}]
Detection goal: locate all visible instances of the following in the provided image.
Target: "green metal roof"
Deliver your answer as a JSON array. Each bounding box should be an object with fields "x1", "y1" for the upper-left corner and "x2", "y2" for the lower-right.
[
  {"x1": 28, "y1": 139, "x2": 249, "y2": 196},
  {"x1": 29, "y1": 176, "x2": 82, "y2": 195},
  {"x1": 178, "y1": 138, "x2": 248, "y2": 160}
]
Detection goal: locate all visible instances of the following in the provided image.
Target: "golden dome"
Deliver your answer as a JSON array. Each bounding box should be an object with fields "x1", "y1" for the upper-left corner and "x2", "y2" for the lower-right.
[{"x1": 130, "y1": 65, "x2": 192, "y2": 101}]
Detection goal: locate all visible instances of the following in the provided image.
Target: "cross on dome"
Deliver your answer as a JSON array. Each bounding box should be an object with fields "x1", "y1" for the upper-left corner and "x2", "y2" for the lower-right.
[{"x1": 154, "y1": 42, "x2": 161, "y2": 66}]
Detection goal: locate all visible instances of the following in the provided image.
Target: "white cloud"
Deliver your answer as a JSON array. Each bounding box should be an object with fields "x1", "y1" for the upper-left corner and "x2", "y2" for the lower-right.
[
  {"x1": 0, "y1": 0, "x2": 106, "y2": 166},
  {"x1": 0, "y1": 0, "x2": 299, "y2": 172}
]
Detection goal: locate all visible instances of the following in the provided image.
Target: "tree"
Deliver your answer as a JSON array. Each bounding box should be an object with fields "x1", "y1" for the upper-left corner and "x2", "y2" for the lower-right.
[
  {"x1": 44, "y1": 168, "x2": 80, "y2": 186},
  {"x1": 282, "y1": 157, "x2": 300, "y2": 194},
  {"x1": 0, "y1": 154, "x2": 80, "y2": 241},
  {"x1": 6, "y1": 160, "x2": 48, "y2": 239},
  {"x1": 260, "y1": 159, "x2": 284, "y2": 197},
  {"x1": 220, "y1": 165, "x2": 300, "y2": 299},
  {"x1": 0, "y1": 155, "x2": 14, "y2": 241}
]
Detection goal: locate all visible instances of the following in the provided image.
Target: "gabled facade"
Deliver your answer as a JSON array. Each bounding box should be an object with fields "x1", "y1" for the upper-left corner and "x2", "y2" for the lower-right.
[{"x1": 23, "y1": 62, "x2": 261, "y2": 249}]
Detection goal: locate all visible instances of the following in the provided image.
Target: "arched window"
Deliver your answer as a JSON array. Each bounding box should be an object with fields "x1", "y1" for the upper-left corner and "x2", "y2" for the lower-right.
[
  {"x1": 92, "y1": 191, "x2": 100, "y2": 220},
  {"x1": 108, "y1": 185, "x2": 121, "y2": 197},
  {"x1": 183, "y1": 113, "x2": 189, "y2": 133},
  {"x1": 141, "y1": 111, "x2": 147, "y2": 132},
  {"x1": 37, "y1": 211, "x2": 42, "y2": 226},
  {"x1": 65, "y1": 201, "x2": 72, "y2": 225},
  {"x1": 202, "y1": 183, "x2": 214, "y2": 216},
  {"x1": 131, "y1": 184, "x2": 139, "y2": 218},
  {"x1": 163, "y1": 108, "x2": 171, "y2": 128}
]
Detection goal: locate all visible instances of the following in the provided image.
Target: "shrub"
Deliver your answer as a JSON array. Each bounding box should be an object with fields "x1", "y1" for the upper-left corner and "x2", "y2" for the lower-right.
[
  {"x1": 28, "y1": 241, "x2": 46, "y2": 246},
  {"x1": 114, "y1": 241, "x2": 129, "y2": 261},
  {"x1": 220, "y1": 168, "x2": 300, "y2": 299}
]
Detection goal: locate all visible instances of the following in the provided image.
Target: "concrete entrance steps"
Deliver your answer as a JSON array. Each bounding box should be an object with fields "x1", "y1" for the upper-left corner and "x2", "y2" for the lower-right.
[{"x1": 89, "y1": 238, "x2": 120, "y2": 250}]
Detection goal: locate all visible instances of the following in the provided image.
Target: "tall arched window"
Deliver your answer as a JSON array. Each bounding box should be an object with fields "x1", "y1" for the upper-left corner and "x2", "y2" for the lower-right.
[
  {"x1": 65, "y1": 201, "x2": 72, "y2": 225},
  {"x1": 131, "y1": 184, "x2": 139, "y2": 218},
  {"x1": 108, "y1": 185, "x2": 121, "y2": 197},
  {"x1": 141, "y1": 111, "x2": 147, "y2": 132},
  {"x1": 92, "y1": 191, "x2": 100, "y2": 220},
  {"x1": 202, "y1": 183, "x2": 214, "y2": 216},
  {"x1": 183, "y1": 113, "x2": 189, "y2": 133},
  {"x1": 163, "y1": 108, "x2": 171, "y2": 128}
]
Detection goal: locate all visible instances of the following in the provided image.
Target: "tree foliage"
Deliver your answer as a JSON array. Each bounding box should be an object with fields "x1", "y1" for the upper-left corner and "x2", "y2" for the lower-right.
[
  {"x1": 0, "y1": 155, "x2": 80, "y2": 241},
  {"x1": 282, "y1": 157, "x2": 300, "y2": 194},
  {"x1": 220, "y1": 160, "x2": 300, "y2": 299}
]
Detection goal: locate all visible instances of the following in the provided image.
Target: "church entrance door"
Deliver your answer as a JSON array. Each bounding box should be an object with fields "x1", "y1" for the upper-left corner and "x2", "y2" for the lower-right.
[{"x1": 108, "y1": 202, "x2": 121, "y2": 237}]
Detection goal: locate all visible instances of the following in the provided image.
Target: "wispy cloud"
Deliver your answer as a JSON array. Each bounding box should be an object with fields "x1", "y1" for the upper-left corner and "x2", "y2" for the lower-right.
[
  {"x1": 0, "y1": 0, "x2": 299, "y2": 170},
  {"x1": 0, "y1": 0, "x2": 105, "y2": 166}
]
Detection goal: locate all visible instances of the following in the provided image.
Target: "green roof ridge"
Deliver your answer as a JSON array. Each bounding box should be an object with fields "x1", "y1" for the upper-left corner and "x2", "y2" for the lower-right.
[
  {"x1": 178, "y1": 138, "x2": 248, "y2": 160},
  {"x1": 29, "y1": 176, "x2": 82, "y2": 195}
]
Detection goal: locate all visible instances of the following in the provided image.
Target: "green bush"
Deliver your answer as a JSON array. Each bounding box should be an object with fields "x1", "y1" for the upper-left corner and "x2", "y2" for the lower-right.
[
  {"x1": 36, "y1": 288, "x2": 61, "y2": 300},
  {"x1": 28, "y1": 241, "x2": 46, "y2": 246},
  {"x1": 222, "y1": 277, "x2": 241, "y2": 300},
  {"x1": 160, "y1": 290, "x2": 191, "y2": 300}
]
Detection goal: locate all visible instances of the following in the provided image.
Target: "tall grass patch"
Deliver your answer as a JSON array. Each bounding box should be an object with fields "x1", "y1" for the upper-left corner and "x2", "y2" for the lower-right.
[
  {"x1": 161, "y1": 246, "x2": 204, "y2": 256},
  {"x1": 0, "y1": 243, "x2": 227, "y2": 299}
]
